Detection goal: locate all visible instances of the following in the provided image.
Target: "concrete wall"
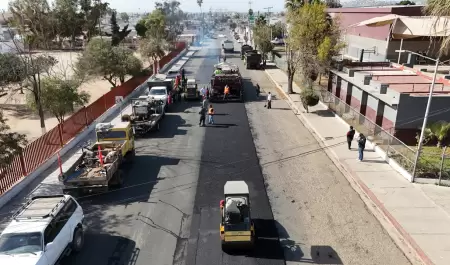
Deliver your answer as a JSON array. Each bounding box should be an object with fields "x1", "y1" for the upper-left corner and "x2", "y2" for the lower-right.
[
  {"x1": 344, "y1": 35, "x2": 388, "y2": 62},
  {"x1": 396, "y1": 94, "x2": 450, "y2": 129},
  {"x1": 350, "y1": 84, "x2": 363, "y2": 109},
  {"x1": 366, "y1": 93, "x2": 379, "y2": 122},
  {"x1": 387, "y1": 39, "x2": 445, "y2": 63}
]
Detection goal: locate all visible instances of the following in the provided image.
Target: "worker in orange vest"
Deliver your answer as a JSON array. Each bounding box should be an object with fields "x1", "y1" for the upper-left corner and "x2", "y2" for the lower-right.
[
  {"x1": 223, "y1": 85, "x2": 230, "y2": 100},
  {"x1": 208, "y1": 104, "x2": 215, "y2": 125}
]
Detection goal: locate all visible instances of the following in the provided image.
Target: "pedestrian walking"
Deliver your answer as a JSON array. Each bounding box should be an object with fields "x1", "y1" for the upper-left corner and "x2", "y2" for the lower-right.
[
  {"x1": 357, "y1": 133, "x2": 366, "y2": 161},
  {"x1": 266, "y1": 92, "x2": 272, "y2": 109},
  {"x1": 346, "y1": 126, "x2": 356, "y2": 150},
  {"x1": 256, "y1": 84, "x2": 260, "y2": 97},
  {"x1": 208, "y1": 104, "x2": 215, "y2": 125},
  {"x1": 199, "y1": 106, "x2": 207, "y2": 126}
]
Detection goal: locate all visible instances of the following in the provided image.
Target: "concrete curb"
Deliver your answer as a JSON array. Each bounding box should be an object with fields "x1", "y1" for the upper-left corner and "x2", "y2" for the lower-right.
[
  {"x1": 264, "y1": 69, "x2": 432, "y2": 265},
  {"x1": 0, "y1": 48, "x2": 191, "y2": 209}
]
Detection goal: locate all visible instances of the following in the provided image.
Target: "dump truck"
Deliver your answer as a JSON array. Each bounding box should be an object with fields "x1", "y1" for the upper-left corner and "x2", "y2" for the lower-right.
[
  {"x1": 222, "y1": 40, "x2": 234, "y2": 53},
  {"x1": 220, "y1": 181, "x2": 255, "y2": 249},
  {"x1": 240, "y1": 44, "x2": 253, "y2": 60},
  {"x1": 147, "y1": 74, "x2": 174, "y2": 112},
  {"x1": 59, "y1": 122, "x2": 135, "y2": 196},
  {"x1": 244, "y1": 50, "x2": 262, "y2": 69},
  {"x1": 121, "y1": 96, "x2": 165, "y2": 134},
  {"x1": 209, "y1": 62, "x2": 243, "y2": 102},
  {"x1": 183, "y1": 79, "x2": 200, "y2": 100}
]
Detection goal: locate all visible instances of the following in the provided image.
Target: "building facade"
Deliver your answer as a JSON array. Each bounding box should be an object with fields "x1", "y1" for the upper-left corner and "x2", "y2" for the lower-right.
[
  {"x1": 327, "y1": 6, "x2": 443, "y2": 63},
  {"x1": 328, "y1": 62, "x2": 450, "y2": 144}
]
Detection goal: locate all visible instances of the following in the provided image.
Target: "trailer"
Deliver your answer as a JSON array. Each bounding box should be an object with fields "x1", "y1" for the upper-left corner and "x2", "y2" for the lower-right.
[
  {"x1": 122, "y1": 96, "x2": 165, "y2": 135},
  {"x1": 59, "y1": 122, "x2": 135, "y2": 196}
]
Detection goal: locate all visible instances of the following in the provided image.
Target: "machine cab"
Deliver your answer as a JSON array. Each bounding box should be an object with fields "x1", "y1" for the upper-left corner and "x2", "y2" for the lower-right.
[
  {"x1": 220, "y1": 181, "x2": 255, "y2": 248},
  {"x1": 95, "y1": 122, "x2": 134, "y2": 157}
]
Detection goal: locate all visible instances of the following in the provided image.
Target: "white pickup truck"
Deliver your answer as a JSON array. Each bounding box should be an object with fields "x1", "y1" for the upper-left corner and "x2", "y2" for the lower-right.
[{"x1": 0, "y1": 195, "x2": 85, "y2": 265}]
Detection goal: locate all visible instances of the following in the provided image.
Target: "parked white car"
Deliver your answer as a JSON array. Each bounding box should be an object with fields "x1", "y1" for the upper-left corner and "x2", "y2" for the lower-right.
[{"x1": 0, "y1": 195, "x2": 85, "y2": 265}]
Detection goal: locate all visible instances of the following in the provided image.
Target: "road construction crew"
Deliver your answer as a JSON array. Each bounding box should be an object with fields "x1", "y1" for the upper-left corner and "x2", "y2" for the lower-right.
[{"x1": 223, "y1": 85, "x2": 230, "y2": 100}]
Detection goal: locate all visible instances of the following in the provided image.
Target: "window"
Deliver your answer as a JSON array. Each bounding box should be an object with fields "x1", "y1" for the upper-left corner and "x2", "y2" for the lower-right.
[
  {"x1": 149, "y1": 89, "x2": 166, "y2": 95},
  {"x1": 60, "y1": 198, "x2": 77, "y2": 219},
  {"x1": 97, "y1": 130, "x2": 127, "y2": 140},
  {"x1": 0, "y1": 232, "x2": 42, "y2": 254}
]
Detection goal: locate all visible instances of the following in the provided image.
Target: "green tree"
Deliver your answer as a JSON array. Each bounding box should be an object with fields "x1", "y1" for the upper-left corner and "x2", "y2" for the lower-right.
[
  {"x1": 79, "y1": 0, "x2": 109, "y2": 40},
  {"x1": 109, "y1": 10, "x2": 131, "y2": 46},
  {"x1": 76, "y1": 38, "x2": 143, "y2": 87},
  {"x1": 253, "y1": 23, "x2": 281, "y2": 64},
  {"x1": 155, "y1": 1, "x2": 184, "y2": 42},
  {"x1": 422, "y1": 121, "x2": 450, "y2": 147},
  {"x1": 9, "y1": 0, "x2": 57, "y2": 49},
  {"x1": 0, "y1": 54, "x2": 26, "y2": 93},
  {"x1": 135, "y1": 19, "x2": 148, "y2": 37},
  {"x1": 287, "y1": 2, "x2": 344, "y2": 92},
  {"x1": 145, "y1": 9, "x2": 168, "y2": 40},
  {"x1": 0, "y1": 112, "x2": 27, "y2": 165},
  {"x1": 27, "y1": 77, "x2": 90, "y2": 123},
  {"x1": 271, "y1": 21, "x2": 285, "y2": 39},
  {"x1": 229, "y1": 22, "x2": 237, "y2": 31},
  {"x1": 120, "y1": 12, "x2": 129, "y2": 22},
  {"x1": 255, "y1": 15, "x2": 267, "y2": 26},
  {"x1": 234, "y1": 13, "x2": 240, "y2": 19},
  {"x1": 53, "y1": 0, "x2": 84, "y2": 47},
  {"x1": 139, "y1": 37, "x2": 168, "y2": 66},
  {"x1": 300, "y1": 87, "x2": 319, "y2": 112},
  {"x1": 397, "y1": 0, "x2": 415, "y2": 5},
  {"x1": 248, "y1": 8, "x2": 254, "y2": 16}
]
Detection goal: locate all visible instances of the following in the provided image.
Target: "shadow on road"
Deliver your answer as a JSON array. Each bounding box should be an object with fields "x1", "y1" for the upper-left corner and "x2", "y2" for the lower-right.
[
  {"x1": 77, "y1": 154, "x2": 180, "y2": 232},
  {"x1": 61, "y1": 233, "x2": 138, "y2": 265}
]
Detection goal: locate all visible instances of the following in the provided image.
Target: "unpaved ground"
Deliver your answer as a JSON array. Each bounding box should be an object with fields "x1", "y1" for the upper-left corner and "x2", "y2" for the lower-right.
[
  {"x1": 0, "y1": 50, "x2": 150, "y2": 141},
  {"x1": 242, "y1": 69, "x2": 412, "y2": 265}
]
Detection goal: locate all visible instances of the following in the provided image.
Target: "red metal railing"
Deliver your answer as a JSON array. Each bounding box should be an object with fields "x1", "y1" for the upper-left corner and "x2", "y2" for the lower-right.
[{"x1": 0, "y1": 42, "x2": 187, "y2": 195}]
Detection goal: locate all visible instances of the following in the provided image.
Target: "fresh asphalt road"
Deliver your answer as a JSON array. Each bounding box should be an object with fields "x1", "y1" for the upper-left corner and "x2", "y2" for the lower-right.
[
  {"x1": 184, "y1": 38, "x2": 285, "y2": 265},
  {"x1": 0, "y1": 37, "x2": 286, "y2": 265}
]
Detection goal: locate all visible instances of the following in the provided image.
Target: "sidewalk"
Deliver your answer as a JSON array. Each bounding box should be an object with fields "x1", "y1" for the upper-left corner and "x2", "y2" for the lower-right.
[{"x1": 265, "y1": 67, "x2": 450, "y2": 265}]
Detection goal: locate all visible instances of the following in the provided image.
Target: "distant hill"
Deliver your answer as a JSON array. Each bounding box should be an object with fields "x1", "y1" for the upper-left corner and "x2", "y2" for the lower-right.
[{"x1": 341, "y1": 0, "x2": 426, "y2": 7}]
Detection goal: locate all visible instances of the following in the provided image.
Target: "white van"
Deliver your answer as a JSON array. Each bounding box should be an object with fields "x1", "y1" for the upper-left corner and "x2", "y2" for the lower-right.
[{"x1": 222, "y1": 40, "x2": 234, "y2": 53}]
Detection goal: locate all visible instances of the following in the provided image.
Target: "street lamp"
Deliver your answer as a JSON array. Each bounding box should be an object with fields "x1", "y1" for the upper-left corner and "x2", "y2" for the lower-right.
[{"x1": 395, "y1": 49, "x2": 440, "y2": 181}]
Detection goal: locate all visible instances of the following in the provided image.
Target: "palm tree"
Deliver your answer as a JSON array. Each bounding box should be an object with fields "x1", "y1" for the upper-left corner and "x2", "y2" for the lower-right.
[
  {"x1": 425, "y1": 0, "x2": 450, "y2": 54},
  {"x1": 423, "y1": 121, "x2": 450, "y2": 147}
]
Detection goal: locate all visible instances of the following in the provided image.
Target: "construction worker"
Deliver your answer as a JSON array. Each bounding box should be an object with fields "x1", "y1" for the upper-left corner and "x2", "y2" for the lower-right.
[
  {"x1": 199, "y1": 105, "x2": 207, "y2": 126},
  {"x1": 223, "y1": 85, "x2": 230, "y2": 100},
  {"x1": 208, "y1": 104, "x2": 215, "y2": 125}
]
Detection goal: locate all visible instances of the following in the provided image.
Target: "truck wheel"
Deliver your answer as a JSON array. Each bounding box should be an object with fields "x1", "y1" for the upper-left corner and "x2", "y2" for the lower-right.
[
  {"x1": 111, "y1": 170, "x2": 123, "y2": 188},
  {"x1": 72, "y1": 227, "x2": 84, "y2": 253}
]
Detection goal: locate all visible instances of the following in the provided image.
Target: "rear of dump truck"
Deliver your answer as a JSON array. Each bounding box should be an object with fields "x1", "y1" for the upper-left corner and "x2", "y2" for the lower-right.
[
  {"x1": 209, "y1": 74, "x2": 243, "y2": 102},
  {"x1": 245, "y1": 51, "x2": 261, "y2": 69}
]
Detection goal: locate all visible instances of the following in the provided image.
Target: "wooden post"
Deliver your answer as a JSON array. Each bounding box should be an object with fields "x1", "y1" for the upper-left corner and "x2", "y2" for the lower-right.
[
  {"x1": 438, "y1": 146, "x2": 447, "y2": 186},
  {"x1": 19, "y1": 149, "x2": 27, "y2": 176},
  {"x1": 58, "y1": 123, "x2": 64, "y2": 147},
  {"x1": 84, "y1": 106, "x2": 89, "y2": 126}
]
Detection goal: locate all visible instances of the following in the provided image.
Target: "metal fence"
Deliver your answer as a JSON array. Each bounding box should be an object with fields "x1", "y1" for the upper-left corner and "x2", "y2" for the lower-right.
[
  {"x1": 0, "y1": 43, "x2": 187, "y2": 195},
  {"x1": 315, "y1": 88, "x2": 417, "y2": 173}
]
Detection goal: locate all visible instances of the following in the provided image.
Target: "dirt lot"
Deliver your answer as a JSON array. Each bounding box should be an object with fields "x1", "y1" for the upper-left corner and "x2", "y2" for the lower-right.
[{"x1": 0, "y1": 50, "x2": 149, "y2": 141}]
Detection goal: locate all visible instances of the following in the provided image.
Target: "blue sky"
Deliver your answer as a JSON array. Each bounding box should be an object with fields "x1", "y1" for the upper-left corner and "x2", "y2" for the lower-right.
[{"x1": 0, "y1": 0, "x2": 286, "y2": 13}]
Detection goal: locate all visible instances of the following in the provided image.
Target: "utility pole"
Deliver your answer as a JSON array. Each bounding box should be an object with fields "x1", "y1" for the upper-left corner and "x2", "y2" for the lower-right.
[
  {"x1": 248, "y1": 1, "x2": 252, "y2": 46},
  {"x1": 264, "y1": 7, "x2": 273, "y2": 40}
]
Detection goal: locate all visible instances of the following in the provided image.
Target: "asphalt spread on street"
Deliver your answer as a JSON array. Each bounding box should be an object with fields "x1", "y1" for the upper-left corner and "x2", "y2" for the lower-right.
[{"x1": 184, "y1": 38, "x2": 286, "y2": 265}]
